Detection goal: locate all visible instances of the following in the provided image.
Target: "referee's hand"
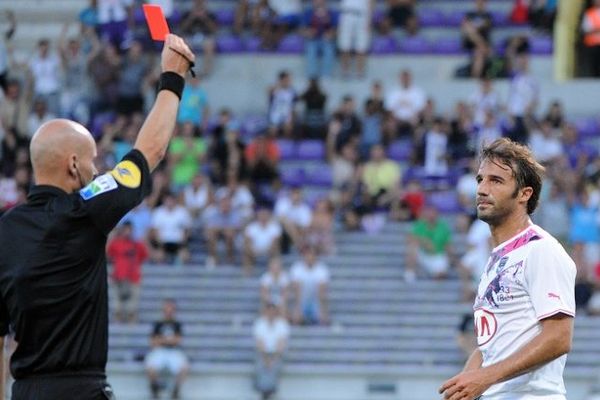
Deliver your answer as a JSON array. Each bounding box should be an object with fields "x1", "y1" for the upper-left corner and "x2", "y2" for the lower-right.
[{"x1": 161, "y1": 34, "x2": 195, "y2": 78}]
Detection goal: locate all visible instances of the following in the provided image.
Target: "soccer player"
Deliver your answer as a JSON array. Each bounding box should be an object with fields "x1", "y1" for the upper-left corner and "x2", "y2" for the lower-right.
[{"x1": 440, "y1": 138, "x2": 576, "y2": 400}]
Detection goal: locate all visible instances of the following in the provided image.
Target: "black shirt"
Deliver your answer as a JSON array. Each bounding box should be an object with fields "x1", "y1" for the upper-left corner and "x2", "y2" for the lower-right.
[
  {"x1": 152, "y1": 320, "x2": 183, "y2": 349},
  {"x1": 0, "y1": 149, "x2": 151, "y2": 379}
]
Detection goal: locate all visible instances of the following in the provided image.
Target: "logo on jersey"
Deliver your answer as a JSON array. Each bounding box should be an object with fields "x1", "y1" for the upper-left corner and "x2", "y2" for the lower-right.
[
  {"x1": 479, "y1": 260, "x2": 523, "y2": 308},
  {"x1": 548, "y1": 292, "x2": 561, "y2": 300},
  {"x1": 474, "y1": 308, "x2": 497, "y2": 345},
  {"x1": 110, "y1": 160, "x2": 141, "y2": 188},
  {"x1": 79, "y1": 174, "x2": 118, "y2": 200}
]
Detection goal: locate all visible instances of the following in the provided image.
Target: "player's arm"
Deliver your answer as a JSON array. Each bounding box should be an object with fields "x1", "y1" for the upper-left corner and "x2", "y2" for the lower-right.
[
  {"x1": 462, "y1": 348, "x2": 482, "y2": 372},
  {"x1": 134, "y1": 34, "x2": 195, "y2": 172},
  {"x1": 0, "y1": 336, "x2": 4, "y2": 400}
]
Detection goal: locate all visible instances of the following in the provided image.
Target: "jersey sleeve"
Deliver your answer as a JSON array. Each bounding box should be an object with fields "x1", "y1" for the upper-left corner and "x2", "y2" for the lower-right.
[
  {"x1": 79, "y1": 150, "x2": 152, "y2": 235},
  {"x1": 525, "y1": 240, "x2": 577, "y2": 320}
]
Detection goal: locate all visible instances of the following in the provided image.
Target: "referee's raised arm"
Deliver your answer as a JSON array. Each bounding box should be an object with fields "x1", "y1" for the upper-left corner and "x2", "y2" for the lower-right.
[{"x1": 134, "y1": 34, "x2": 196, "y2": 171}]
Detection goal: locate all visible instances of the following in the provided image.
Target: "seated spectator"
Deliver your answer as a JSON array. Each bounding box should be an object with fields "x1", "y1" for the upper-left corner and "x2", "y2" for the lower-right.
[
  {"x1": 457, "y1": 218, "x2": 491, "y2": 301},
  {"x1": 122, "y1": 200, "x2": 153, "y2": 243},
  {"x1": 234, "y1": 0, "x2": 267, "y2": 36},
  {"x1": 529, "y1": 0, "x2": 556, "y2": 33},
  {"x1": 379, "y1": 0, "x2": 418, "y2": 36},
  {"x1": 177, "y1": 75, "x2": 209, "y2": 130},
  {"x1": 179, "y1": 0, "x2": 217, "y2": 77},
  {"x1": 338, "y1": 0, "x2": 373, "y2": 78},
  {"x1": 528, "y1": 119, "x2": 562, "y2": 163},
  {"x1": 268, "y1": 71, "x2": 298, "y2": 138},
  {"x1": 569, "y1": 188, "x2": 600, "y2": 282},
  {"x1": 302, "y1": 0, "x2": 337, "y2": 79},
  {"x1": 107, "y1": 222, "x2": 148, "y2": 323},
  {"x1": 384, "y1": 69, "x2": 426, "y2": 137},
  {"x1": 474, "y1": 109, "x2": 502, "y2": 152},
  {"x1": 423, "y1": 117, "x2": 449, "y2": 176},
  {"x1": 97, "y1": 0, "x2": 133, "y2": 49},
  {"x1": 270, "y1": 0, "x2": 302, "y2": 41},
  {"x1": 305, "y1": 198, "x2": 336, "y2": 255},
  {"x1": 204, "y1": 194, "x2": 243, "y2": 267},
  {"x1": 291, "y1": 246, "x2": 330, "y2": 325},
  {"x1": 535, "y1": 181, "x2": 569, "y2": 244},
  {"x1": 365, "y1": 80, "x2": 385, "y2": 115},
  {"x1": 0, "y1": 79, "x2": 32, "y2": 138},
  {"x1": 328, "y1": 95, "x2": 362, "y2": 152},
  {"x1": 260, "y1": 257, "x2": 290, "y2": 315},
  {"x1": 27, "y1": 98, "x2": 56, "y2": 138},
  {"x1": 405, "y1": 204, "x2": 452, "y2": 281},
  {"x1": 210, "y1": 116, "x2": 247, "y2": 185},
  {"x1": 299, "y1": 78, "x2": 328, "y2": 139},
  {"x1": 456, "y1": 160, "x2": 479, "y2": 212},
  {"x1": 217, "y1": 172, "x2": 255, "y2": 221},
  {"x1": 168, "y1": 122, "x2": 207, "y2": 189},
  {"x1": 468, "y1": 77, "x2": 500, "y2": 127},
  {"x1": 361, "y1": 99, "x2": 383, "y2": 158},
  {"x1": 362, "y1": 144, "x2": 401, "y2": 209},
  {"x1": 245, "y1": 132, "x2": 281, "y2": 188},
  {"x1": 328, "y1": 141, "x2": 358, "y2": 204},
  {"x1": 391, "y1": 179, "x2": 425, "y2": 221},
  {"x1": 543, "y1": 100, "x2": 564, "y2": 129},
  {"x1": 275, "y1": 186, "x2": 313, "y2": 253},
  {"x1": 244, "y1": 206, "x2": 282, "y2": 274},
  {"x1": 253, "y1": 302, "x2": 290, "y2": 400},
  {"x1": 183, "y1": 173, "x2": 212, "y2": 219},
  {"x1": 461, "y1": 0, "x2": 493, "y2": 78},
  {"x1": 448, "y1": 102, "x2": 474, "y2": 162},
  {"x1": 581, "y1": 0, "x2": 600, "y2": 77},
  {"x1": 145, "y1": 299, "x2": 189, "y2": 400},
  {"x1": 149, "y1": 193, "x2": 192, "y2": 264}
]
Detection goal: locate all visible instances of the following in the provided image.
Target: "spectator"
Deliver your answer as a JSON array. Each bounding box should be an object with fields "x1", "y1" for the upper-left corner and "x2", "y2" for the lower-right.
[
  {"x1": 529, "y1": 0, "x2": 557, "y2": 33},
  {"x1": 210, "y1": 123, "x2": 247, "y2": 185},
  {"x1": 391, "y1": 179, "x2": 425, "y2": 221},
  {"x1": 561, "y1": 123, "x2": 590, "y2": 172},
  {"x1": 268, "y1": 70, "x2": 297, "y2": 138},
  {"x1": 365, "y1": 80, "x2": 385, "y2": 114},
  {"x1": 291, "y1": 246, "x2": 330, "y2": 325},
  {"x1": 275, "y1": 186, "x2": 313, "y2": 252},
  {"x1": 254, "y1": 0, "x2": 278, "y2": 49},
  {"x1": 260, "y1": 258, "x2": 291, "y2": 316},
  {"x1": 177, "y1": 75, "x2": 209, "y2": 130},
  {"x1": 0, "y1": 10, "x2": 16, "y2": 92},
  {"x1": 116, "y1": 40, "x2": 150, "y2": 117},
  {"x1": 423, "y1": 117, "x2": 449, "y2": 176},
  {"x1": 456, "y1": 159, "x2": 479, "y2": 212},
  {"x1": 581, "y1": 0, "x2": 600, "y2": 77},
  {"x1": 328, "y1": 95, "x2": 362, "y2": 152},
  {"x1": 456, "y1": 312, "x2": 477, "y2": 360},
  {"x1": 361, "y1": 99, "x2": 383, "y2": 158},
  {"x1": 253, "y1": 302, "x2": 290, "y2": 400},
  {"x1": 448, "y1": 102, "x2": 474, "y2": 162},
  {"x1": 28, "y1": 39, "x2": 61, "y2": 116},
  {"x1": 569, "y1": 188, "x2": 600, "y2": 282},
  {"x1": 474, "y1": 109, "x2": 502, "y2": 153},
  {"x1": 183, "y1": 173, "x2": 212, "y2": 219},
  {"x1": 27, "y1": 98, "x2": 56, "y2": 138},
  {"x1": 145, "y1": 299, "x2": 189, "y2": 400},
  {"x1": 506, "y1": 54, "x2": 538, "y2": 144},
  {"x1": 457, "y1": 218, "x2": 491, "y2": 301},
  {"x1": 299, "y1": 78, "x2": 328, "y2": 139},
  {"x1": 0, "y1": 79, "x2": 32, "y2": 138},
  {"x1": 379, "y1": 0, "x2": 418, "y2": 36},
  {"x1": 107, "y1": 222, "x2": 148, "y2": 323},
  {"x1": 179, "y1": 0, "x2": 218, "y2": 77},
  {"x1": 535, "y1": 180, "x2": 570, "y2": 244},
  {"x1": 245, "y1": 132, "x2": 281, "y2": 188},
  {"x1": 88, "y1": 41, "x2": 121, "y2": 112},
  {"x1": 97, "y1": 0, "x2": 133, "y2": 49},
  {"x1": 405, "y1": 204, "x2": 452, "y2": 281},
  {"x1": 302, "y1": 0, "x2": 337, "y2": 79},
  {"x1": 244, "y1": 206, "x2": 282, "y2": 274},
  {"x1": 384, "y1": 69, "x2": 426, "y2": 137},
  {"x1": 204, "y1": 194, "x2": 243, "y2": 267},
  {"x1": 217, "y1": 172, "x2": 255, "y2": 221},
  {"x1": 122, "y1": 200, "x2": 153, "y2": 243},
  {"x1": 270, "y1": 0, "x2": 303, "y2": 48},
  {"x1": 461, "y1": 0, "x2": 493, "y2": 78},
  {"x1": 528, "y1": 119, "x2": 562, "y2": 163},
  {"x1": 168, "y1": 122, "x2": 207, "y2": 189},
  {"x1": 543, "y1": 100, "x2": 564, "y2": 129},
  {"x1": 149, "y1": 193, "x2": 192, "y2": 264},
  {"x1": 234, "y1": 0, "x2": 266, "y2": 36},
  {"x1": 305, "y1": 198, "x2": 336, "y2": 256},
  {"x1": 468, "y1": 77, "x2": 500, "y2": 127},
  {"x1": 338, "y1": 0, "x2": 374, "y2": 78},
  {"x1": 362, "y1": 144, "x2": 401, "y2": 209},
  {"x1": 327, "y1": 141, "x2": 358, "y2": 203}
]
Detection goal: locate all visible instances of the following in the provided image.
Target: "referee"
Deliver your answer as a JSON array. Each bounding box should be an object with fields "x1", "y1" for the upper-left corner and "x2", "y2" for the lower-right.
[{"x1": 0, "y1": 34, "x2": 194, "y2": 399}]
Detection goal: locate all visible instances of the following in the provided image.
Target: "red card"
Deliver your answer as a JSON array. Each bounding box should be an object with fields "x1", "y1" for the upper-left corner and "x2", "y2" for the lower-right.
[{"x1": 143, "y1": 4, "x2": 170, "y2": 41}]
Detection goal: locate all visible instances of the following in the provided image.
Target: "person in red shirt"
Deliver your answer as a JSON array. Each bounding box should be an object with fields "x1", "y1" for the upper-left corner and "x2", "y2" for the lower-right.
[
  {"x1": 107, "y1": 221, "x2": 149, "y2": 323},
  {"x1": 245, "y1": 132, "x2": 281, "y2": 187}
]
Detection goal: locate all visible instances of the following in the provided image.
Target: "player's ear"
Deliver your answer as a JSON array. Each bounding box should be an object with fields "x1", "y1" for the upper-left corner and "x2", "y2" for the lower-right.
[
  {"x1": 68, "y1": 154, "x2": 78, "y2": 178},
  {"x1": 520, "y1": 186, "x2": 533, "y2": 203}
]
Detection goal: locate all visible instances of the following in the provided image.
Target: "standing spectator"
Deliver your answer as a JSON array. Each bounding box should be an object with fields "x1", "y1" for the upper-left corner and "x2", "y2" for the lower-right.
[
  {"x1": 116, "y1": 40, "x2": 150, "y2": 117},
  {"x1": 448, "y1": 102, "x2": 474, "y2": 162},
  {"x1": 97, "y1": 0, "x2": 133, "y2": 49},
  {"x1": 244, "y1": 206, "x2": 282, "y2": 274},
  {"x1": 528, "y1": 119, "x2": 562, "y2": 163},
  {"x1": 204, "y1": 194, "x2": 243, "y2": 267},
  {"x1": 28, "y1": 39, "x2": 61, "y2": 116},
  {"x1": 183, "y1": 173, "x2": 212, "y2": 219},
  {"x1": 506, "y1": 54, "x2": 538, "y2": 144},
  {"x1": 0, "y1": 79, "x2": 33, "y2": 138},
  {"x1": 180, "y1": 0, "x2": 218, "y2": 77},
  {"x1": 27, "y1": 98, "x2": 56, "y2": 138},
  {"x1": 211, "y1": 126, "x2": 247, "y2": 185},
  {"x1": 146, "y1": 299, "x2": 189, "y2": 400},
  {"x1": 88, "y1": 42, "x2": 121, "y2": 113},
  {"x1": 423, "y1": 117, "x2": 449, "y2": 176},
  {"x1": 405, "y1": 204, "x2": 452, "y2": 281},
  {"x1": 338, "y1": 0, "x2": 374, "y2": 78},
  {"x1": 299, "y1": 78, "x2": 328, "y2": 139},
  {"x1": 384, "y1": 69, "x2": 426, "y2": 137},
  {"x1": 379, "y1": 0, "x2": 418, "y2": 36},
  {"x1": 168, "y1": 122, "x2": 207, "y2": 189},
  {"x1": 149, "y1": 193, "x2": 192, "y2": 264},
  {"x1": 253, "y1": 302, "x2": 290, "y2": 400},
  {"x1": 260, "y1": 258, "x2": 290, "y2": 315},
  {"x1": 268, "y1": 71, "x2": 297, "y2": 138},
  {"x1": 461, "y1": 0, "x2": 493, "y2": 78},
  {"x1": 245, "y1": 132, "x2": 281, "y2": 188},
  {"x1": 291, "y1": 246, "x2": 330, "y2": 325},
  {"x1": 581, "y1": 0, "x2": 600, "y2": 77},
  {"x1": 107, "y1": 222, "x2": 148, "y2": 323},
  {"x1": 303, "y1": 0, "x2": 337, "y2": 79},
  {"x1": 275, "y1": 186, "x2": 313, "y2": 252},
  {"x1": 468, "y1": 77, "x2": 500, "y2": 127},
  {"x1": 177, "y1": 75, "x2": 209, "y2": 130},
  {"x1": 365, "y1": 80, "x2": 385, "y2": 114}
]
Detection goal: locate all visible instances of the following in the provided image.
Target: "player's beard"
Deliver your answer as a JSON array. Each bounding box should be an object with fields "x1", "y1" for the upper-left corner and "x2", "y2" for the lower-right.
[{"x1": 477, "y1": 188, "x2": 519, "y2": 227}]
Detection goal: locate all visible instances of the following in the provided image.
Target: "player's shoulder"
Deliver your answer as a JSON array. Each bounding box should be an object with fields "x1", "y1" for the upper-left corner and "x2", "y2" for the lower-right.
[{"x1": 527, "y1": 225, "x2": 574, "y2": 263}]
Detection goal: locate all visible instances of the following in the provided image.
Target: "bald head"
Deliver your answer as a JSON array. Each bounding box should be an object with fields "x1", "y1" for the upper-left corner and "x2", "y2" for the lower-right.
[{"x1": 30, "y1": 119, "x2": 98, "y2": 192}]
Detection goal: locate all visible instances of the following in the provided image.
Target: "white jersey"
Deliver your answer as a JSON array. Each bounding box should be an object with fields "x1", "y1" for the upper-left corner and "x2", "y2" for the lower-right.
[{"x1": 474, "y1": 224, "x2": 576, "y2": 399}]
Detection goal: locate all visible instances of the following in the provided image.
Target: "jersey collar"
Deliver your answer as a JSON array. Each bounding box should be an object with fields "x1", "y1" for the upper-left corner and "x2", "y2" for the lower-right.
[{"x1": 27, "y1": 185, "x2": 70, "y2": 202}]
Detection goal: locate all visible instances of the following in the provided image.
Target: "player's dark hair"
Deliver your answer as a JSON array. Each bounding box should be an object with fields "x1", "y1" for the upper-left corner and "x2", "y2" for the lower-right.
[{"x1": 480, "y1": 138, "x2": 545, "y2": 215}]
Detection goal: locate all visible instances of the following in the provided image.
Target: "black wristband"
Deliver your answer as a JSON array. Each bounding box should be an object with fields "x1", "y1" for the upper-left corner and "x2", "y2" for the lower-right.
[{"x1": 158, "y1": 72, "x2": 185, "y2": 100}]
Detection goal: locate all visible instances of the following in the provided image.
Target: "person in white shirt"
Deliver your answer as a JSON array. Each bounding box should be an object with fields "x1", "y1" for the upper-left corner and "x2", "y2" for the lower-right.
[
  {"x1": 244, "y1": 206, "x2": 282, "y2": 274},
  {"x1": 384, "y1": 69, "x2": 426, "y2": 135},
  {"x1": 440, "y1": 138, "x2": 576, "y2": 400},
  {"x1": 338, "y1": 0, "x2": 375, "y2": 78},
  {"x1": 469, "y1": 77, "x2": 500, "y2": 127},
  {"x1": 268, "y1": 71, "x2": 297, "y2": 138},
  {"x1": 274, "y1": 186, "x2": 313, "y2": 252},
  {"x1": 183, "y1": 173, "x2": 211, "y2": 218},
  {"x1": 28, "y1": 39, "x2": 61, "y2": 116},
  {"x1": 458, "y1": 218, "x2": 492, "y2": 301},
  {"x1": 253, "y1": 302, "x2": 290, "y2": 400},
  {"x1": 149, "y1": 193, "x2": 192, "y2": 263},
  {"x1": 291, "y1": 246, "x2": 330, "y2": 325},
  {"x1": 203, "y1": 194, "x2": 243, "y2": 267},
  {"x1": 260, "y1": 258, "x2": 290, "y2": 317},
  {"x1": 423, "y1": 117, "x2": 449, "y2": 176},
  {"x1": 457, "y1": 159, "x2": 479, "y2": 212},
  {"x1": 506, "y1": 55, "x2": 538, "y2": 144},
  {"x1": 528, "y1": 119, "x2": 562, "y2": 164}
]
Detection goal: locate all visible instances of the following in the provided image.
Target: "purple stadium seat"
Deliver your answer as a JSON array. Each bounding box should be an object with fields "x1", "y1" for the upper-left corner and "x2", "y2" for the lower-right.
[
  {"x1": 276, "y1": 140, "x2": 296, "y2": 160},
  {"x1": 241, "y1": 114, "x2": 269, "y2": 137},
  {"x1": 574, "y1": 117, "x2": 600, "y2": 138},
  {"x1": 444, "y1": 10, "x2": 465, "y2": 27},
  {"x1": 215, "y1": 8, "x2": 235, "y2": 26},
  {"x1": 216, "y1": 35, "x2": 244, "y2": 53},
  {"x1": 432, "y1": 37, "x2": 464, "y2": 55},
  {"x1": 398, "y1": 36, "x2": 431, "y2": 54},
  {"x1": 304, "y1": 165, "x2": 333, "y2": 187},
  {"x1": 244, "y1": 36, "x2": 262, "y2": 52},
  {"x1": 277, "y1": 34, "x2": 304, "y2": 53},
  {"x1": 427, "y1": 191, "x2": 462, "y2": 214},
  {"x1": 529, "y1": 36, "x2": 553, "y2": 55},
  {"x1": 418, "y1": 9, "x2": 445, "y2": 27},
  {"x1": 296, "y1": 140, "x2": 325, "y2": 160},
  {"x1": 370, "y1": 36, "x2": 398, "y2": 54},
  {"x1": 402, "y1": 167, "x2": 425, "y2": 184},
  {"x1": 281, "y1": 168, "x2": 305, "y2": 187},
  {"x1": 491, "y1": 11, "x2": 509, "y2": 27},
  {"x1": 372, "y1": 9, "x2": 385, "y2": 25},
  {"x1": 91, "y1": 112, "x2": 116, "y2": 138},
  {"x1": 388, "y1": 140, "x2": 412, "y2": 162}
]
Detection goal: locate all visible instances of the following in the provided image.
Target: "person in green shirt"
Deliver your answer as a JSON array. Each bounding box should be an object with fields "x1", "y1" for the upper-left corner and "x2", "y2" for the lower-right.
[
  {"x1": 169, "y1": 122, "x2": 206, "y2": 188},
  {"x1": 405, "y1": 204, "x2": 452, "y2": 281}
]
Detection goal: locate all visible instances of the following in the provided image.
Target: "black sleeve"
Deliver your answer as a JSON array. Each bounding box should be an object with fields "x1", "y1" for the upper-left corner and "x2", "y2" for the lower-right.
[
  {"x1": 152, "y1": 322, "x2": 162, "y2": 337},
  {"x1": 0, "y1": 297, "x2": 9, "y2": 336},
  {"x1": 174, "y1": 321, "x2": 182, "y2": 336},
  {"x1": 78, "y1": 149, "x2": 152, "y2": 235}
]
